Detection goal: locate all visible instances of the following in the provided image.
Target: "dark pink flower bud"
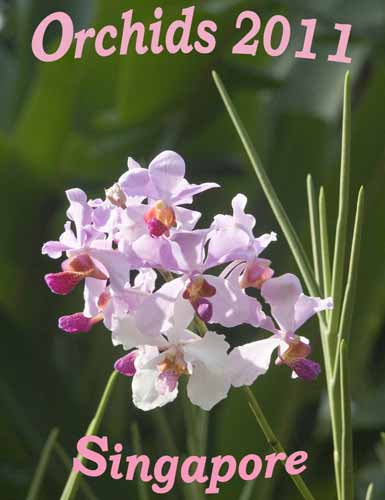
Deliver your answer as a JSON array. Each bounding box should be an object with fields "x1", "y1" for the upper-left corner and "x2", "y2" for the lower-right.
[
  {"x1": 114, "y1": 351, "x2": 138, "y2": 377},
  {"x1": 45, "y1": 272, "x2": 83, "y2": 295},
  {"x1": 58, "y1": 313, "x2": 94, "y2": 333}
]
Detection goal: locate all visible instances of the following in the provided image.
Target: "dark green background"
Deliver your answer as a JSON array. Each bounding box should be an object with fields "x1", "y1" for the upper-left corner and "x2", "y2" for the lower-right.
[{"x1": 1, "y1": 1, "x2": 384, "y2": 498}]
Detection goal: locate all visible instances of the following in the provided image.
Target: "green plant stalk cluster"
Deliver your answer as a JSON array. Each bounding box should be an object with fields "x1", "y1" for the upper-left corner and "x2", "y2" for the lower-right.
[{"x1": 212, "y1": 70, "x2": 364, "y2": 500}]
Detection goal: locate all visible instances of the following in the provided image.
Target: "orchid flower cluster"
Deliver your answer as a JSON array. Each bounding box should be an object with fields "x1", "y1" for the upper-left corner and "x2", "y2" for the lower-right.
[{"x1": 42, "y1": 151, "x2": 332, "y2": 412}]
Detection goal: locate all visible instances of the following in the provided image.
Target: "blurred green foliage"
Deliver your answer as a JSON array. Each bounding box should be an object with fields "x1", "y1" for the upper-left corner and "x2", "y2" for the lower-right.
[{"x1": 0, "y1": 1, "x2": 384, "y2": 499}]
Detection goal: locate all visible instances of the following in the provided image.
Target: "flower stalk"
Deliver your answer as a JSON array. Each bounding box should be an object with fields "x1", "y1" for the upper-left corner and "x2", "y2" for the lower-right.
[
  {"x1": 246, "y1": 387, "x2": 315, "y2": 500},
  {"x1": 60, "y1": 371, "x2": 118, "y2": 500}
]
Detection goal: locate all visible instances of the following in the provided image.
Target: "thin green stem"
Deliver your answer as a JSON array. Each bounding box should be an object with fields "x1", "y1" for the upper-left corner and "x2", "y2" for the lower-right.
[
  {"x1": 339, "y1": 341, "x2": 353, "y2": 500},
  {"x1": 307, "y1": 175, "x2": 322, "y2": 287},
  {"x1": 26, "y1": 428, "x2": 59, "y2": 500},
  {"x1": 329, "y1": 72, "x2": 351, "y2": 353},
  {"x1": 54, "y1": 442, "x2": 98, "y2": 500},
  {"x1": 212, "y1": 71, "x2": 321, "y2": 306},
  {"x1": 365, "y1": 483, "x2": 374, "y2": 500},
  {"x1": 337, "y1": 187, "x2": 364, "y2": 345},
  {"x1": 60, "y1": 371, "x2": 119, "y2": 500},
  {"x1": 245, "y1": 387, "x2": 316, "y2": 500},
  {"x1": 153, "y1": 409, "x2": 179, "y2": 456},
  {"x1": 319, "y1": 187, "x2": 332, "y2": 298},
  {"x1": 329, "y1": 377, "x2": 342, "y2": 500},
  {"x1": 131, "y1": 422, "x2": 150, "y2": 500},
  {"x1": 238, "y1": 479, "x2": 256, "y2": 500}
]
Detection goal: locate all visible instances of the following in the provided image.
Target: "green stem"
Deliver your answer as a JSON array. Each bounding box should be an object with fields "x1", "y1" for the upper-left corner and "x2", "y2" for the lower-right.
[
  {"x1": 319, "y1": 187, "x2": 332, "y2": 298},
  {"x1": 365, "y1": 483, "x2": 374, "y2": 500},
  {"x1": 339, "y1": 341, "x2": 353, "y2": 500},
  {"x1": 131, "y1": 422, "x2": 150, "y2": 500},
  {"x1": 26, "y1": 428, "x2": 59, "y2": 500},
  {"x1": 60, "y1": 371, "x2": 119, "y2": 500},
  {"x1": 307, "y1": 175, "x2": 322, "y2": 287},
  {"x1": 212, "y1": 71, "x2": 321, "y2": 306},
  {"x1": 153, "y1": 409, "x2": 179, "y2": 456},
  {"x1": 337, "y1": 187, "x2": 365, "y2": 345},
  {"x1": 54, "y1": 442, "x2": 98, "y2": 500},
  {"x1": 245, "y1": 387, "x2": 316, "y2": 500},
  {"x1": 329, "y1": 72, "x2": 351, "y2": 354}
]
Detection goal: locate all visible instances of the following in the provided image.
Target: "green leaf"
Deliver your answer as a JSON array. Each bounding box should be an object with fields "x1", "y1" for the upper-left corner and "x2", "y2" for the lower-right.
[
  {"x1": 238, "y1": 479, "x2": 256, "y2": 500},
  {"x1": 329, "y1": 72, "x2": 351, "y2": 350},
  {"x1": 339, "y1": 341, "x2": 354, "y2": 500},
  {"x1": 307, "y1": 174, "x2": 322, "y2": 286},
  {"x1": 337, "y1": 187, "x2": 364, "y2": 344},
  {"x1": 26, "y1": 428, "x2": 59, "y2": 500},
  {"x1": 319, "y1": 187, "x2": 332, "y2": 297},
  {"x1": 365, "y1": 483, "x2": 374, "y2": 500},
  {"x1": 131, "y1": 423, "x2": 150, "y2": 500},
  {"x1": 211, "y1": 71, "x2": 320, "y2": 302}
]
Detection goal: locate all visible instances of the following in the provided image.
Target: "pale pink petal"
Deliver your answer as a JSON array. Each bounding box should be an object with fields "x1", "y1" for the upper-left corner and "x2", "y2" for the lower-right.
[
  {"x1": 119, "y1": 165, "x2": 151, "y2": 197},
  {"x1": 228, "y1": 337, "x2": 281, "y2": 387},
  {"x1": 207, "y1": 275, "x2": 266, "y2": 328},
  {"x1": 87, "y1": 248, "x2": 131, "y2": 292},
  {"x1": 148, "y1": 151, "x2": 186, "y2": 202},
  {"x1": 65, "y1": 188, "x2": 92, "y2": 238},
  {"x1": 134, "y1": 278, "x2": 185, "y2": 337},
  {"x1": 132, "y1": 348, "x2": 178, "y2": 411},
  {"x1": 187, "y1": 364, "x2": 230, "y2": 411},
  {"x1": 261, "y1": 274, "x2": 302, "y2": 333},
  {"x1": 253, "y1": 232, "x2": 277, "y2": 255},
  {"x1": 42, "y1": 241, "x2": 70, "y2": 259},
  {"x1": 174, "y1": 206, "x2": 201, "y2": 230},
  {"x1": 171, "y1": 181, "x2": 219, "y2": 205},
  {"x1": 112, "y1": 315, "x2": 168, "y2": 350},
  {"x1": 294, "y1": 294, "x2": 333, "y2": 331},
  {"x1": 183, "y1": 331, "x2": 229, "y2": 372},
  {"x1": 231, "y1": 194, "x2": 256, "y2": 233},
  {"x1": 159, "y1": 230, "x2": 207, "y2": 274},
  {"x1": 83, "y1": 278, "x2": 107, "y2": 317}
]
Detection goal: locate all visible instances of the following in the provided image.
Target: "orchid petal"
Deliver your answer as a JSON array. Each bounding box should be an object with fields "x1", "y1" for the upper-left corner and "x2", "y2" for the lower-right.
[
  {"x1": 228, "y1": 337, "x2": 281, "y2": 387},
  {"x1": 134, "y1": 277, "x2": 185, "y2": 337},
  {"x1": 294, "y1": 294, "x2": 333, "y2": 331},
  {"x1": 148, "y1": 151, "x2": 186, "y2": 202},
  {"x1": 187, "y1": 364, "x2": 230, "y2": 411},
  {"x1": 132, "y1": 348, "x2": 178, "y2": 411},
  {"x1": 207, "y1": 275, "x2": 266, "y2": 328},
  {"x1": 112, "y1": 315, "x2": 168, "y2": 350},
  {"x1": 261, "y1": 274, "x2": 302, "y2": 333}
]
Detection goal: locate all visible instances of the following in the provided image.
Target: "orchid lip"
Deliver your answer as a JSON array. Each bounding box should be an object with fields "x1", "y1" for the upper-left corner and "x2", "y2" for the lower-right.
[
  {"x1": 147, "y1": 217, "x2": 169, "y2": 238},
  {"x1": 45, "y1": 272, "x2": 83, "y2": 295},
  {"x1": 194, "y1": 298, "x2": 213, "y2": 322},
  {"x1": 114, "y1": 351, "x2": 138, "y2": 377},
  {"x1": 144, "y1": 200, "x2": 176, "y2": 237},
  {"x1": 290, "y1": 359, "x2": 321, "y2": 381},
  {"x1": 58, "y1": 312, "x2": 103, "y2": 333}
]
